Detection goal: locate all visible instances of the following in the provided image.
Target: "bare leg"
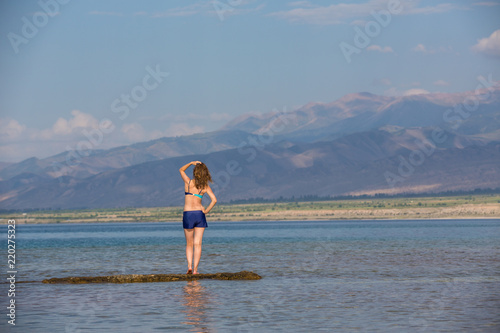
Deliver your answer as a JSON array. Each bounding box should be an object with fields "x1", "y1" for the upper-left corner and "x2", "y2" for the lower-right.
[
  {"x1": 193, "y1": 227, "x2": 205, "y2": 274},
  {"x1": 184, "y1": 229, "x2": 194, "y2": 273}
]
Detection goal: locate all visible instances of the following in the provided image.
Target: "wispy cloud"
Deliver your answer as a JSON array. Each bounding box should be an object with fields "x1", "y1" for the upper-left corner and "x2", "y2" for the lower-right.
[
  {"x1": 384, "y1": 87, "x2": 430, "y2": 97},
  {"x1": 403, "y1": 88, "x2": 430, "y2": 96},
  {"x1": 366, "y1": 45, "x2": 394, "y2": 53},
  {"x1": 405, "y1": 3, "x2": 460, "y2": 15},
  {"x1": 472, "y1": 1, "x2": 500, "y2": 6},
  {"x1": 433, "y1": 80, "x2": 450, "y2": 87},
  {"x1": 0, "y1": 111, "x2": 102, "y2": 162},
  {"x1": 151, "y1": 3, "x2": 207, "y2": 18},
  {"x1": 89, "y1": 11, "x2": 123, "y2": 17},
  {"x1": 0, "y1": 118, "x2": 26, "y2": 142},
  {"x1": 0, "y1": 111, "x2": 205, "y2": 162},
  {"x1": 269, "y1": 0, "x2": 463, "y2": 25},
  {"x1": 287, "y1": 1, "x2": 318, "y2": 8},
  {"x1": 412, "y1": 43, "x2": 453, "y2": 54},
  {"x1": 149, "y1": 0, "x2": 264, "y2": 19},
  {"x1": 472, "y1": 29, "x2": 500, "y2": 57}
]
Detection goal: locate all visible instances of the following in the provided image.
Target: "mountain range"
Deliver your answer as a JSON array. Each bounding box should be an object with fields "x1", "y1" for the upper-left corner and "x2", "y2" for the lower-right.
[{"x1": 1, "y1": 86, "x2": 499, "y2": 210}]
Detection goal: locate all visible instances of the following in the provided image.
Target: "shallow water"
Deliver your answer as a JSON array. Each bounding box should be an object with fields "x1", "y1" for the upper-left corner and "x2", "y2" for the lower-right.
[{"x1": 1, "y1": 219, "x2": 499, "y2": 332}]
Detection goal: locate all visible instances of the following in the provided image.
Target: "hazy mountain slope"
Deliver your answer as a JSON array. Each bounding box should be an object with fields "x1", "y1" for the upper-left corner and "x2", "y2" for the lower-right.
[
  {"x1": 1, "y1": 86, "x2": 499, "y2": 210},
  {"x1": 2, "y1": 128, "x2": 498, "y2": 210},
  {"x1": 3, "y1": 86, "x2": 498, "y2": 182},
  {"x1": 224, "y1": 87, "x2": 500, "y2": 142},
  {"x1": 0, "y1": 130, "x2": 256, "y2": 180}
]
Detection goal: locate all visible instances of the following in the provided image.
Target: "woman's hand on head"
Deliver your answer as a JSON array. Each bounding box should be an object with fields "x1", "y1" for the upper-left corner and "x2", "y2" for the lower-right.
[{"x1": 192, "y1": 161, "x2": 202, "y2": 165}]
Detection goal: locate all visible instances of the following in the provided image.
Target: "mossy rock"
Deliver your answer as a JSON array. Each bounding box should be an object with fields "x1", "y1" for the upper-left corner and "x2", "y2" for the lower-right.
[{"x1": 42, "y1": 271, "x2": 261, "y2": 284}]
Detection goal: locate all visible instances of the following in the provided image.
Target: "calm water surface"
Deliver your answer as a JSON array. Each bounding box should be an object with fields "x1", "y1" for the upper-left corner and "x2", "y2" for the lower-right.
[{"x1": 1, "y1": 219, "x2": 499, "y2": 332}]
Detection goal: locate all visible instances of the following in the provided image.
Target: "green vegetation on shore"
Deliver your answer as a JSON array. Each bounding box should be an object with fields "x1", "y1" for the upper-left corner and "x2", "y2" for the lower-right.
[{"x1": 1, "y1": 194, "x2": 499, "y2": 224}]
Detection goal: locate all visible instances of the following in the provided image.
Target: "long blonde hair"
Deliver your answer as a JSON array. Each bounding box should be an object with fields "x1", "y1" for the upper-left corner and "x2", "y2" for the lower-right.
[{"x1": 193, "y1": 163, "x2": 212, "y2": 191}]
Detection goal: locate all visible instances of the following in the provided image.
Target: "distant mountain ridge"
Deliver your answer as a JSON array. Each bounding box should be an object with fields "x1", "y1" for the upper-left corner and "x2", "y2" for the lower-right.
[
  {"x1": 1, "y1": 127, "x2": 498, "y2": 210},
  {"x1": 224, "y1": 88, "x2": 500, "y2": 142},
  {"x1": 1, "y1": 86, "x2": 499, "y2": 210},
  {"x1": 0, "y1": 130, "x2": 257, "y2": 180}
]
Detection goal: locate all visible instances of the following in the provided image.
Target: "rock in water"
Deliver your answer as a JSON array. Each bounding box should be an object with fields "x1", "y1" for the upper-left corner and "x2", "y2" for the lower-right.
[{"x1": 42, "y1": 271, "x2": 261, "y2": 284}]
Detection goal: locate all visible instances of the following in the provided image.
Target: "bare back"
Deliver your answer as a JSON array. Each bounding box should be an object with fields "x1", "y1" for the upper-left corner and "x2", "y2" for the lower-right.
[{"x1": 184, "y1": 179, "x2": 206, "y2": 211}]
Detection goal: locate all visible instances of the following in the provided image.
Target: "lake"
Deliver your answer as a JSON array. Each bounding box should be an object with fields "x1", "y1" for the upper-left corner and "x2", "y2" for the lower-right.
[{"x1": 1, "y1": 219, "x2": 499, "y2": 332}]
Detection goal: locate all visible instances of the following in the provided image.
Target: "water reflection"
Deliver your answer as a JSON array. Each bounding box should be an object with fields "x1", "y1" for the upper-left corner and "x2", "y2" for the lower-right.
[{"x1": 181, "y1": 280, "x2": 211, "y2": 332}]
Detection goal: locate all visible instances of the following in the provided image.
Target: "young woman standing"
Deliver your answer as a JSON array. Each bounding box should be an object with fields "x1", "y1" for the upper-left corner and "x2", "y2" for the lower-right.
[{"x1": 179, "y1": 161, "x2": 217, "y2": 274}]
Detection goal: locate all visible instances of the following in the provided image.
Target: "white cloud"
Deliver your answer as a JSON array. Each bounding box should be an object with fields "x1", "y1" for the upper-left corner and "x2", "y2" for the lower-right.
[
  {"x1": 472, "y1": 29, "x2": 500, "y2": 57},
  {"x1": 288, "y1": 1, "x2": 317, "y2": 7},
  {"x1": 433, "y1": 80, "x2": 450, "y2": 87},
  {"x1": 0, "y1": 110, "x2": 211, "y2": 162},
  {"x1": 32, "y1": 110, "x2": 100, "y2": 141},
  {"x1": 150, "y1": 1, "x2": 263, "y2": 19},
  {"x1": 269, "y1": 0, "x2": 462, "y2": 25},
  {"x1": 165, "y1": 123, "x2": 204, "y2": 137},
  {"x1": 384, "y1": 87, "x2": 430, "y2": 96},
  {"x1": 121, "y1": 123, "x2": 147, "y2": 142},
  {"x1": 0, "y1": 118, "x2": 26, "y2": 141},
  {"x1": 412, "y1": 44, "x2": 452, "y2": 54},
  {"x1": 366, "y1": 45, "x2": 394, "y2": 53},
  {"x1": 403, "y1": 88, "x2": 430, "y2": 96},
  {"x1": 413, "y1": 44, "x2": 428, "y2": 53},
  {"x1": 0, "y1": 111, "x2": 109, "y2": 162},
  {"x1": 49, "y1": 110, "x2": 99, "y2": 137}
]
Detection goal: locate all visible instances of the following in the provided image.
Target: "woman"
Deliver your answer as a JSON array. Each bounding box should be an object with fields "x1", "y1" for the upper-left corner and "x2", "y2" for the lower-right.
[{"x1": 179, "y1": 161, "x2": 217, "y2": 275}]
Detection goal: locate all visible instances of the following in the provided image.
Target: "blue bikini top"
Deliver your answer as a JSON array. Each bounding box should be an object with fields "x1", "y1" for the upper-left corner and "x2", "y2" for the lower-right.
[{"x1": 185, "y1": 179, "x2": 203, "y2": 199}]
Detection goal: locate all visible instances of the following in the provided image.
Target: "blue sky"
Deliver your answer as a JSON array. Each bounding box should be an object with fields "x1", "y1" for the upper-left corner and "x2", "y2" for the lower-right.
[{"x1": 0, "y1": 0, "x2": 499, "y2": 162}]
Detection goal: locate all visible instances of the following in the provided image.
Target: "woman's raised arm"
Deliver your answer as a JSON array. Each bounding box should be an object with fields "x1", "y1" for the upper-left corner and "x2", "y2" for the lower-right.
[{"x1": 179, "y1": 161, "x2": 201, "y2": 183}]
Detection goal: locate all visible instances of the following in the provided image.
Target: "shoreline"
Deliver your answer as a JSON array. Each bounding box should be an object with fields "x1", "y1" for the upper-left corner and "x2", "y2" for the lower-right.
[
  {"x1": 6, "y1": 216, "x2": 500, "y2": 226},
  {"x1": 4, "y1": 214, "x2": 500, "y2": 225},
  {"x1": 2, "y1": 194, "x2": 499, "y2": 224}
]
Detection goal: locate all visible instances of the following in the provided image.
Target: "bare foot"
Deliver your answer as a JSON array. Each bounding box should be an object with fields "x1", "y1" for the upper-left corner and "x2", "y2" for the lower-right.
[
  {"x1": 186, "y1": 269, "x2": 192, "y2": 275},
  {"x1": 193, "y1": 271, "x2": 199, "y2": 275}
]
